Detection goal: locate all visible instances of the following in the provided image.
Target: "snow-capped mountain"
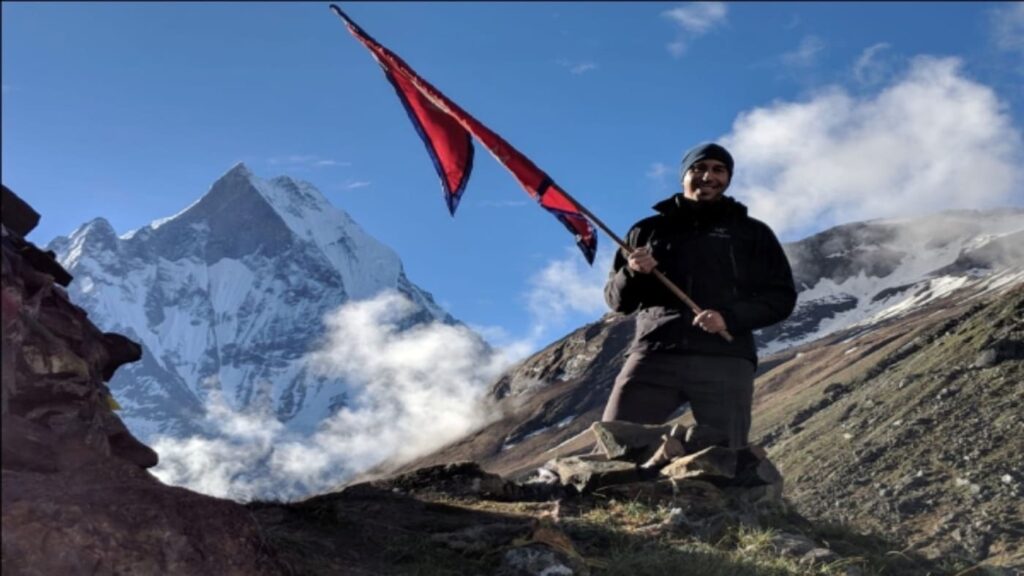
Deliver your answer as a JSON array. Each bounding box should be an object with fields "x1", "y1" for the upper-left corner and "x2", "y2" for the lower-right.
[
  {"x1": 757, "y1": 208, "x2": 1024, "y2": 353},
  {"x1": 49, "y1": 163, "x2": 454, "y2": 440}
]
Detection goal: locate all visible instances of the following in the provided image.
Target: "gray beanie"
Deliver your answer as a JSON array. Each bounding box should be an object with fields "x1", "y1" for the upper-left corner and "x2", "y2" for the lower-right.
[{"x1": 680, "y1": 142, "x2": 734, "y2": 178}]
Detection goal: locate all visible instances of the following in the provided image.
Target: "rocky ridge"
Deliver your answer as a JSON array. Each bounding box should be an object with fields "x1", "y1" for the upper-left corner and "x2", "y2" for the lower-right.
[{"x1": 1, "y1": 185, "x2": 285, "y2": 575}]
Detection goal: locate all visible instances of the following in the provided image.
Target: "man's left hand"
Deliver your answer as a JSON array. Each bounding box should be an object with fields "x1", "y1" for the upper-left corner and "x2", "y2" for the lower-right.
[{"x1": 693, "y1": 309, "x2": 727, "y2": 334}]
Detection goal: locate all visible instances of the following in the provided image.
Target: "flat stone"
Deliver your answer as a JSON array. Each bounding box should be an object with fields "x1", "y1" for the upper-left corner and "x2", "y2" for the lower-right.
[
  {"x1": 661, "y1": 446, "x2": 737, "y2": 482},
  {"x1": 589, "y1": 421, "x2": 674, "y2": 461},
  {"x1": 552, "y1": 455, "x2": 640, "y2": 493},
  {"x1": 640, "y1": 435, "x2": 686, "y2": 470}
]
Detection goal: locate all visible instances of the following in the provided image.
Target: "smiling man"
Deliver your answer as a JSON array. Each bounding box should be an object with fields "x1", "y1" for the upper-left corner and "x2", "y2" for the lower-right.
[{"x1": 602, "y1": 142, "x2": 797, "y2": 449}]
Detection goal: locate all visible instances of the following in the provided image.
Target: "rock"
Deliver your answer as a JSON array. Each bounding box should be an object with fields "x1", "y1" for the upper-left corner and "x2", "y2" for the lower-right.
[
  {"x1": 1, "y1": 184, "x2": 41, "y2": 236},
  {"x1": 976, "y1": 340, "x2": 1024, "y2": 367},
  {"x1": 671, "y1": 510, "x2": 732, "y2": 543},
  {"x1": 496, "y1": 544, "x2": 579, "y2": 576},
  {"x1": 514, "y1": 467, "x2": 566, "y2": 500},
  {"x1": 0, "y1": 193, "x2": 283, "y2": 574},
  {"x1": 1, "y1": 415, "x2": 59, "y2": 473},
  {"x1": 497, "y1": 521, "x2": 589, "y2": 576},
  {"x1": 100, "y1": 332, "x2": 143, "y2": 381},
  {"x1": 975, "y1": 348, "x2": 999, "y2": 368},
  {"x1": 639, "y1": 433, "x2": 686, "y2": 470},
  {"x1": 801, "y1": 547, "x2": 840, "y2": 565},
  {"x1": 589, "y1": 421, "x2": 674, "y2": 461},
  {"x1": 552, "y1": 455, "x2": 640, "y2": 494},
  {"x1": 768, "y1": 531, "x2": 818, "y2": 556},
  {"x1": 661, "y1": 446, "x2": 737, "y2": 483},
  {"x1": 3, "y1": 461, "x2": 284, "y2": 576}
]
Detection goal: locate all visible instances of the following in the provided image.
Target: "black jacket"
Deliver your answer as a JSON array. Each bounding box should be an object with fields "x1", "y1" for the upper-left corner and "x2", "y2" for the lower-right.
[{"x1": 605, "y1": 194, "x2": 797, "y2": 366}]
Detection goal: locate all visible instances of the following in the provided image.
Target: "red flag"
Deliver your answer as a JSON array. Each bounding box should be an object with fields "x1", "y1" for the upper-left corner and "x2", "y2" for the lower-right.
[{"x1": 331, "y1": 5, "x2": 597, "y2": 264}]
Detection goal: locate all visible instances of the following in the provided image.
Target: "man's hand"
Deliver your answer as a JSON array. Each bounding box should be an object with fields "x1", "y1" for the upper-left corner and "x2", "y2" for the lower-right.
[
  {"x1": 627, "y1": 246, "x2": 658, "y2": 274},
  {"x1": 693, "y1": 309, "x2": 727, "y2": 334}
]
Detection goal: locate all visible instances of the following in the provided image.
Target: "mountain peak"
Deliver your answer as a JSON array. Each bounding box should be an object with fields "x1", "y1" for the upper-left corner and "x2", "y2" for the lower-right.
[
  {"x1": 74, "y1": 217, "x2": 117, "y2": 240},
  {"x1": 224, "y1": 162, "x2": 253, "y2": 179}
]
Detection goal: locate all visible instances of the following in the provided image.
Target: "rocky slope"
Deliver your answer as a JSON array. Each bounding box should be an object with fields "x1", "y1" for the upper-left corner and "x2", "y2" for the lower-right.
[
  {"x1": 412, "y1": 288, "x2": 1023, "y2": 569},
  {"x1": 48, "y1": 164, "x2": 456, "y2": 440},
  {"x1": 392, "y1": 210, "x2": 1024, "y2": 570},
  {"x1": 754, "y1": 284, "x2": 1023, "y2": 566}
]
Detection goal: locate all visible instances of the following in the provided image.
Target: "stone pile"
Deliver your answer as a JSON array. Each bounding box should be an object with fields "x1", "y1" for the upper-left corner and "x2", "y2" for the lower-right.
[
  {"x1": 2, "y1": 186, "x2": 283, "y2": 576},
  {"x1": 537, "y1": 421, "x2": 784, "y2": 507},
  {"x1": 1, "y1": 185, "x2": 156, "y2": 473}
]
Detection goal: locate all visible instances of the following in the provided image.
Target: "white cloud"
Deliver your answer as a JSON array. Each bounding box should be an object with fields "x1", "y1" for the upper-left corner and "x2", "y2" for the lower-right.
[
  {"x1": 646, "y1": 162, "x2": 672, "y2": 181},
  {"x1": 343, "y1": 180, "x2": 372, "y2": 190},
  {"x1": 268, "y1": 155, "x2": 349, "y2": 169},
  {"x1": 570, "y1": 62, "x2": 598, "y2": 75},
  {"x1": 151, "y1": 291, "x2": 510, "y2": 501},
  {"x1": 852, "y1": 42, "x2": 893, "y2": 85},
  {"x1": 661, "y1": 2, "x2": 728, "y2": 58},
  {"x1": 781, "y1": 35, "x2": 825, "y2": 68},
  {"x1": 556, "y1": 59, "x2": 598, "y2": 76},
  {"x1": 721, "y1": 56, "x2": 1024, "y2": 238},
  {"x1": 990, "y1": 3, "x2": 1024, "y2": 56},
  {"x1": 522, "y1": 248, "x2": 614, "y2": 346}
]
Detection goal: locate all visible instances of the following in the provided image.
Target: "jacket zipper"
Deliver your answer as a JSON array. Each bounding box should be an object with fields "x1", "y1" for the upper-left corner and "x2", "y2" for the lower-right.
[{"x1": 729, "y1": 245, "x2": 740, "y2": 296}]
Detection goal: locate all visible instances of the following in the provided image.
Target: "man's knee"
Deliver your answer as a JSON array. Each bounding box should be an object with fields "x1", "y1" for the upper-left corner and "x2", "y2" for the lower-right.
[{"x1": 602, "y1": 377, "x2": 679, "y2": 424}]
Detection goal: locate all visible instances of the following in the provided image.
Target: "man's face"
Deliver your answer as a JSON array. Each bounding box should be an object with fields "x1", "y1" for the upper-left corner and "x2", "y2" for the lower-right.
[{"x1": 682, "y1": 159, "x2": 730, "y2": 202}]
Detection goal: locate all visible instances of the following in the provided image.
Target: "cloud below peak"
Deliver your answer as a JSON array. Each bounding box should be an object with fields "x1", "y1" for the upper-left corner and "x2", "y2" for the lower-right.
[{"x1": 152, "y1": 291, "x2": 509, "y2": 501}]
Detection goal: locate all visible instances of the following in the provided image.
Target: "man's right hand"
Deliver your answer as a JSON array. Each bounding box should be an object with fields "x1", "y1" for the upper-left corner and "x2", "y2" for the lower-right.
[{"x1": 627, "y1": 245, "x2": 658, "y2": 274}]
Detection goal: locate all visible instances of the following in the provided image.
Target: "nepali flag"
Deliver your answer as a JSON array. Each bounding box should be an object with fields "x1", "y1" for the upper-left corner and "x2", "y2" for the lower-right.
[{"x1": 330, "y1": 4, "x2": 597, "y2": 264}]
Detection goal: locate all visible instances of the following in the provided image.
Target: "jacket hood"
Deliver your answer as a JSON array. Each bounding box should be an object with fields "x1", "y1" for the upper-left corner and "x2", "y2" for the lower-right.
[{"x1": 652, "y1": 193, "x2": 749, "y2": 220}]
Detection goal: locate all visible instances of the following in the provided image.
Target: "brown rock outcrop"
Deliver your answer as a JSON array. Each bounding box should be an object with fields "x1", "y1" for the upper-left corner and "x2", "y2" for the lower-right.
[{"x1": 1, "y1": 186, "x2": 283, "y2": 575}]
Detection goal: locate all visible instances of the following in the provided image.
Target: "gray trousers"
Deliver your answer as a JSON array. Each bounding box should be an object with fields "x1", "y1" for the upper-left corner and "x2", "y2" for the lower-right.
[{"x1": 602, "y1": 352, "x2": 755, "y2": 448}]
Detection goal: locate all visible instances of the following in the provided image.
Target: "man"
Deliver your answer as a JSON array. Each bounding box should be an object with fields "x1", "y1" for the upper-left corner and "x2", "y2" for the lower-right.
[{"x1": 602, "y1": 142, "x2": 796, "y2": 448}]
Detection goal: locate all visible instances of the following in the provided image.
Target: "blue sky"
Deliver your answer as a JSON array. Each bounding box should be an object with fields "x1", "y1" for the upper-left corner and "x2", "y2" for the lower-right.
[{"x1": 4, "y1": 2, "x2": 1023, "y2": 351}]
